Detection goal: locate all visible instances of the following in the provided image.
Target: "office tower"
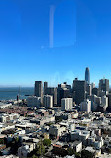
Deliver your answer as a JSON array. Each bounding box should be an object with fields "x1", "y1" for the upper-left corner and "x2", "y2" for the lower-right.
[
  {"x1": 94, "y1": 95, "x2": 101, "y2": 106},
  {"x1": 27, "y1": 96, "x2": 41, "y2": 108},
  {"x1": 63, "y1": 82, "x2": 71, "y2": 91},
  {"x1": 80, "y1": 99, "x2": 91, "y2": 113},
  {"x1": 98, "y1": 90, "x2": 107, "y2": 97},
  {"x1": 99, "y1": 78, "x2": 109, "y2": 92},
  {"x1": 86, "y1": 84, "x2": 92, "y2": 97},
  {"x1": 73, "y1": 78, "x2": 86, "y2": 105},
  {"x1": 58, "y1": 82, "x2": 71, "y2": 91},
  {"x1": 44, "y1": 81, "x2": 48, "y2": 94},
  {"x1": 107, "y1": 94, "x2": 111, "y2": 112},
  {"x1": 58, "y1": 83, "x2": 66, "y2": 88},
  {"x1": 92, "y1": 88, "x2": 98, "y2": 96},
  {"x1": 61, "y1": 98, "x2": 73, "y2": 111},
  {"x1": 85, "y1": 67, "x2": 90, "y2": 84},
  {"x1": 43, "y1": 95, "x2": 53, "y2": 108},
  {"x1": 57, "y1": 82, "x2": 72, "y2": 106},
  {"x1": 88, "y1": 95, "x2": 101, "y2": 111},
  {"x1": 35, "y1": 81, "x2": 43, "y2": 104},
  {"x1": 57, "y1": 87, "x2": 71, "y2": 105},
  {"x1": 45, "y1": 87, "x2": 57, "y2": 105},
  {"x1": 91, "y1": 82, "x2": 95, "y2": 89}
]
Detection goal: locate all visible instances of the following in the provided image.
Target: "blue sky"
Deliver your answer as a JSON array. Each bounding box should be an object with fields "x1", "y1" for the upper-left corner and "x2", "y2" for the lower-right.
[{"x1": 0, "y1": 0, "x2": 111, "y2": 87}]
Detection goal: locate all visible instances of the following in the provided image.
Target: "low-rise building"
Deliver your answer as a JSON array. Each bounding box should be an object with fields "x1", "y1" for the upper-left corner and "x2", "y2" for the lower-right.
[
  {"x1": 70, "y1": 130, "x2": 81, "y2": 141},
  {"x1": 18, "y1": 142, "x2": 36, "y2": 158},
  {"x1": 73, "y1": 141, "x2": 82, "y2": 153},
  {"x1": 94, "y1": 137, "x2": 104, "y2": 149},
  {"x1": 85, "y1": 146, "x2": 101, "y2": 157},
  {"x1": 49, "y1": 124, "x2": 66, "y2": 137},
  {"x1": 0, "y1": 103, "x2": 12, "y2": 109},
  {"x1": 0, "y1": 113, "x2": 19, "y2": 123}
]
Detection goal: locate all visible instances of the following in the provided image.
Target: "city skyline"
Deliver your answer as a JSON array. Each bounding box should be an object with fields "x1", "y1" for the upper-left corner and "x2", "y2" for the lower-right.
[
  {"x1": 0, "y1": 67, "x2": 110, "y2": 88},
  {"x1": 0, "y1": 73, "x2": 110, "y2": 89},
  {"x1": 0, "y1": 1, "x2": 111, "y2": 157},
  {"x1": 0, "y1": 0, "x2": 111, "y2": 86}
]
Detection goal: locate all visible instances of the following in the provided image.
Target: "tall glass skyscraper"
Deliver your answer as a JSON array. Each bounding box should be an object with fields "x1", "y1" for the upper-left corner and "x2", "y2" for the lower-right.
[{"x1": 85, "y1": 67, "x2": 90, "y2": 84}]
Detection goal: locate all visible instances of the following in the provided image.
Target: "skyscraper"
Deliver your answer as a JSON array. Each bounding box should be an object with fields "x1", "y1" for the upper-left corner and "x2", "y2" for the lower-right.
[
  {"x1": 57, "y1": 87, "x2": 71, "y2": 105},
  {"x1": 86, "y1": 84, "x2": 92, "y2": 97},
  {"x1": 44, "y1": 81, "x2": 48, "y2": 94},
  {"x1": 57, "y1": 82, "x2": 72, "y2": 105},
  {"x1": 73, "y1": 78, "x2": 86, "y2": 104},
  {"x1": 107, "y1": 94, "x2": 111, "y2": 112},
  {"x1": 45, "y1": 87, "x2": 57, "y2": 105},
  {"x1": 35, "y1": 81, "x2": 43, "y2": 104},
  {"x1": 99, "y1": 78, "x2": 109, "y2": 92},
  {"x1": 85, "y1": 67, "x2": 90, "y2": 84}
]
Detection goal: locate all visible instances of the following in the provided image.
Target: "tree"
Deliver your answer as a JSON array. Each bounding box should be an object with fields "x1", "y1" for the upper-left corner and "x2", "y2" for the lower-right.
[
  {"x1": 75, "y1": 152, "x2": 81, "y2": 158},
  {"x1": 108, "y1": 148, "x2": 111, "y2": 153},
  {"x1": 67, "y1": 148, "x2": 75, "y2": 156},
  {"x1": 56, "y1": 117, "x2": 62, "y2": 123},
  {"x1": 0, "y1": 138, "x2": 4, "y2": 144},
  {"x1": 10, "y1": 137, "x2": 22, "y2": 155},
  {"x1": 15, "y1": 136, "x2": 19, "y2": 143},
  {"x1": 27, "y1": 155, "x2": 38, "y2": 158},
  {"x1": 0, "y1": 151, "x2": 2, "y2": 156},
  {"x1": 36, "y1": 140, "x2": 45, "y2": 156},
  {"x1": 32, "y1": 155, "x2": 38, "y2": 158},
  {"x1": 81, "y1": 150, "x2": 95, "y2": 158},
  {"x1": 43, "y1": 139, "x2": 51, "y2": 147}
]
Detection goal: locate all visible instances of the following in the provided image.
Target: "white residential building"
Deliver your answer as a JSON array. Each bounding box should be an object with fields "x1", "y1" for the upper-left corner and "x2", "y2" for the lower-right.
[
  {"x1": 0, "y1": 103, "x2": 12, "y2": 109},
  {"x1": 69, "y1": 123, "x2": 75, "y2": 132},
  {"x1": 43, "y1": 95, "x2": 53, "y2": 108},
  {"x1": 49, "y1": 124, "x2": 66, "y2": 137},
  {"x1": 73, "y1": 141, "x2": 82, "y2": 153},
  {"x1": 85, "y1": 146, "x2": 101, "y2": 157},
  {"x1": 80, "y1": 99, "x2": 91, "y2": 113},
  {"x1": 94, "y1": 95, "x2": 101, "y2": 105},
  {"x1": 0, "y1": 113, "x2": 19, "y2": 123},
  {"x1": 101, "y1": 95, "x2": 108, "y2": 110},
  {"x1": 94, "y1": 137, "x2": 104, "y2": 149},
  {"x1": 61, "y1": 98, "x2": 73, "y2": 111}
]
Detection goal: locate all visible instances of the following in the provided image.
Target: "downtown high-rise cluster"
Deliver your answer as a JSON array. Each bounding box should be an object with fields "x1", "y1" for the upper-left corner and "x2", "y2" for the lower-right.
[
  {"x1": 27, "y1": 67, "x2": 111, "y2": 113},
  {"x1": 1, "y1": 68, "x2": 111, "y2": 158}
]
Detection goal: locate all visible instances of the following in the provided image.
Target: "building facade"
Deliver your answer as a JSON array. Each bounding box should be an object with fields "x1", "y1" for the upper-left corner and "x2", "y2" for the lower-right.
[
  {"x1": 43, "y1": 95, "x2": 53, "y2": 108},
  {"x1": 35, "y1": 81, "x2": 43, "y2": 104},
  {"x1": 99, "y1": 78, "x2": 109, "y2": 92},
  {"x1": 27, "y1": 96, "x2": 41, "y2": 108},
  {"x1": 73, "y1": 78, "x2": 86, "y2": 105},
  {"x1": 44, "y1": 81, "x2": 48, "y2": 94},
  {"x1": 80, "y1": 99, "x2": 91, "y2": 113},
  {"x1": 61, "y1": 98, "x2": 73, "y2": 111},
  {"x1": 85, "y1": 67, "x2": 90, "y2": 84},
  {"x1": 45, "y1": 87, "x2": 57, "y2": 105}
]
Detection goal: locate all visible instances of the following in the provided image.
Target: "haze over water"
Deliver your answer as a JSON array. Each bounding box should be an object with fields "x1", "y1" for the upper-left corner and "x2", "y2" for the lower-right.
[{"x1": 0, "y1": 87, "x2": 34, "y2": 101}]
